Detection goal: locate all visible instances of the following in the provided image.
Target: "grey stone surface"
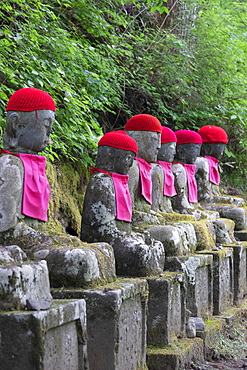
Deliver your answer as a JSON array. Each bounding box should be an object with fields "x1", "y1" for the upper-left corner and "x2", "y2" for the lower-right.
[
  {"x1": 52, "y1": 279, "x2": 148, "y2": 370},
  {"x1": 213, "y1": 218, "x2": 236, "y2": 244},
  {"x1": 199, "y1": 247, "x2": 234, "y2": 315},
  {"x1": 186, "y1": 317, "x2": 196, "y2": 338},
  {"x1": 0, "y1": 244, "x2": 27, "y2": 263},
  {"x1": 147, "y1": 223, "x2": 196, "y2": 256},
  {"x1": 34, "y1": 242, "x2": 116, "y2": 288},
  {"x1": 1, "y1": 222, "x2": 116, "y2": 288},
  {"x1": 196, "y1": 156, "x2": 247, "y2": 231},
  {"x1": 147, "y1": 273, "x2": 186, "y2": 346},
  {"x1": 165, "y1": 254, "x2": 214, "y2": 319},
  {"x1": 81, "y1": 172, "x2": 165, "y2": 276},
  {"x1": 0, "y1": 259, "x2": 52, "y2": 311},
  {"x1": 230, "y1": 243, "x2": 247, "y2": 305},
  {"x1": 0, "y1": 299, "x2": 88, "y2": 370}
]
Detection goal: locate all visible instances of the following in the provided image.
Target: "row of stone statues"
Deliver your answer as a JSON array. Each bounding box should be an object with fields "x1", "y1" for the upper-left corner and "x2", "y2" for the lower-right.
[{"x1": 0, "y1": 87, "x2": 246, "y2": 278}]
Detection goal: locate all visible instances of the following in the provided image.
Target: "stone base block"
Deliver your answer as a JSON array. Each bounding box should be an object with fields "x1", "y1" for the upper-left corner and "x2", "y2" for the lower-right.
[
  {"x1": 52, "y1": 279, "x2": 148, "y2": 370},
  {"x1": 229, "y1": 243, "x2": 247, "y2": 305},
  {"x1": 199, "y1": 247, "x2": 234, "y2": 315},
  {"x1": 0, "y1": 299, "x2": 88, "y2": 370},
  {"x1": 0, "y1": 259, "x2": 52, "y2": 310},
  {"x1": 165, "y1": 254, "x2": 213, "y2": 319},
  {"x1": 234, "y1": 231, "x2": 247, "y2": 241},
  {"x1": 147, "y1": 272, "x2": 186, "y2": 346},
  {"x1": 34, "y1": 242, "x2": 116, "y2": 288},
  {"x1": 147, "y1": 337, "x2": 204, "y2": 370}
]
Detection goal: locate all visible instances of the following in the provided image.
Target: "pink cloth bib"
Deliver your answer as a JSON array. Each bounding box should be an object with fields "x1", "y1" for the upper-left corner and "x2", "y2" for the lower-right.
[
  {"x1": 0, "y1": 150, "x2": 50, "y2": 221},
  {"x1": 90, "y1": 167, "x2": 132, "y2": 222},
  {"x1": 135, "y1": 157, "x2": 152, "y2": 204},
  {"x1": 173, "y1": 162, "x2": 197, "y2": 203},
  {"x1": 204, "y1": 156, "x2": 220, "y2": 185},
  {"x1": 157, "y1": 161, "x2": 177, "y2": 197},
  {"x1": 183, "y1": 163, "x2": 197, "y2": 203}
]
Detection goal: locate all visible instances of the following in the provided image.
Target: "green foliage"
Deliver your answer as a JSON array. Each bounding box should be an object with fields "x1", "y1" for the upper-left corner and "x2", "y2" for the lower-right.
[{"x1": 1, "y1": 0, "x2": 247, "y2": 184}]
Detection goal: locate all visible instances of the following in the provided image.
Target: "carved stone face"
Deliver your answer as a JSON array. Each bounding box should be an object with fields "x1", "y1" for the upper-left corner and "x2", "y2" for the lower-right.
[
  {"x1": 95, "y1": 146, "x2": 135, "y2": 175},
  {"x1": 174, "y1": 143, "x2": 201, "y2": 164},
  {"x1": 200, "y1": 143, "x2": 226, "y2": 161},
  {"x1": 125, "y1": 131, "x2": 161, "y2": 163},
  {"x1": 157, "y1": 142, "x2": 176, "y2": 163},
  {"x1": 5, "y1": 110, "x2": 55, "y2": 153}
]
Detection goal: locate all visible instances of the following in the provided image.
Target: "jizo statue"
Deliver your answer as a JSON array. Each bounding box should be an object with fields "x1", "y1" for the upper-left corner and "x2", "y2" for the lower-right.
[
  {"x1": 171, "y1": 129, "x2": 202, "y2": 215},
  {"x1": 124, "y1": 114, "x2": 162, "y2": 213},
  {"x1": 0, "y1": 87, "x2": 56, "y2": 232},
  {"x1": 196, "y1": 125, "x2": 247, "y2": 230},
  {"x1": 157, "y1": 126, "x2": 177, "y2": 213},
  {"x1": 80, "y1": 130, "x2": 165, "y2": 276}
]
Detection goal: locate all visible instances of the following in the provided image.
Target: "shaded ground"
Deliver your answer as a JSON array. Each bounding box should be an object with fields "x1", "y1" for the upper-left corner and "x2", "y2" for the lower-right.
[{"x1": 189, "y1": 315, "x2": 247, "y2": 370}]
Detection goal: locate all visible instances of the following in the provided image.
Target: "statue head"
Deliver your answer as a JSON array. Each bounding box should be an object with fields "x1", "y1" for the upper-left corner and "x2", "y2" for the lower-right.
[
  {"x1": 157, "y1": 126, "x2": 177, "y2": 162},
  {"x1": 124, "y1": 114, "x2": 162, "y2": 163},
  {"x1": 3, "y1": 87, "x2": 56, "y2": 153},
  {"x1": 174, "y1": 130, "x2": 202, "y2": 164},
  {"x1": 95, "y1": 130, "x2": 138, "y2": 175},
  {"x1": 198, "y1": 125, "x2": 228, "y2": 160}
]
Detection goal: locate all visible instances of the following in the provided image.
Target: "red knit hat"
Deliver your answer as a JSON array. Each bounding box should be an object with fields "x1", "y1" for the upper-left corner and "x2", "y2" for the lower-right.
[
  {"x1": 124, "y1": 114, "x2": 162, "y2": 133},
  {"x1": 161, "y1": 126, "x2": 177, "y2": 143},
  {"x1": 175, "y1": 130, "x2": 202, "y2": 145},
  {"x1": 198, "y1": 125, "x2": 228, "y2": 144},
  {"x1": 98, "y1": 130, "x2": 138, "y2": 155},
  {"x1": 6, "y1": 87, "x2": 56, "y2": 112}
]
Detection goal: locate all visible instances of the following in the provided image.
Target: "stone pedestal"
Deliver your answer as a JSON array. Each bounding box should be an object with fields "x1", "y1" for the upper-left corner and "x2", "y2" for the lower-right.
[
  {"x1": 199, "y1": 247, "x2": 234, "y2": 315},
  {"x1": 0, "y1": 250, "x2": 52, "y2": 311},
  {"x1": 147, "y1": 272, "x2": 186, "y2": 346},
  {"x1": 165, "y1": 254, "x2": 214, "y2": 319},
  {"x1": 0, "y1": 299, "x2": 88, "y2": 370},
  {"x1": 229, "y1": 243, "x2": 247, "y2": 305},
  {"x1": 52, "y1": 279, "x2": 148, "y2": 370}
]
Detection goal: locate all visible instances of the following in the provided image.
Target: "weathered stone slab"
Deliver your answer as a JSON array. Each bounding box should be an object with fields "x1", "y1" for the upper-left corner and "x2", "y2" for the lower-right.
[
  {"x1": 165, "y1": 254, "x2": 213, "y2": 319},
  {"x1": 147, "y1": 337, "x2": 204, "y2": 370},
  {"x1": 52, "y1": 279, "x2": 148, "y2": 370},
  {"x1": 234, "y1": 231, "x2": 247, "y2": 241},
  {"x1": 228, "y1": 242, "x2": 247, "y2": 305},
  {"x1": 147, "y1": 272, "x2": 186, "y2": 346},
  {"x1": 0, "y1": 299, "x2": 88, "y2": 370},
  {"x1": 34, "y1": 242, "x2": 116, "y2": 288},
  {"x1": 198, "y1": 247, "x2": 234, "y2": 315},
  {"x1": 0, "y1": 258, "x2": 52, "y2": 311}
]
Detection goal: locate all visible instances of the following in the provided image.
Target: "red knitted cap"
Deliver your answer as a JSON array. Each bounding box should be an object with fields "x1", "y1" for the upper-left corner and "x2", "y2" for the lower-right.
[
  {"x1": 175, "y1": 130, "x2": 202, "y2": 145},
  {"x1": 161, "y1": 126, "x2": 177, "y2": 143},
  {"x1": 124, "y1": 114, "x2": 162, "y2": 133},
  {"x1": 198, "y1": 125, "x2": 228, "y2": 144},
  {"x1": 6, "y1": 87, "x2": 56, "y2": 112},
  {"x1": 98, "y1": 130, "x2": 138, "y2": 155}
]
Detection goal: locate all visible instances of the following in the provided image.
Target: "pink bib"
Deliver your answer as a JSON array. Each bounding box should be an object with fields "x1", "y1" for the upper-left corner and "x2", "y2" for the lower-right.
[
  {"x1": 90, "y1": 167, "x2": 132, "y2": 222},
  {"x1": 157, "y1": 161, "x2": 177, "y2": 197},
  {"x1": 204, "y1": 156, "x2": 220, "y2": 185},
  {"x1": 181, "y1": 163, "x2": 198, "y2": 203},
  {"x1": 135, "y1": 157, "x2": 152, "y2": 204},
  {"x1": 0, "y1": 150, "x2": 50, "y2": 221}
]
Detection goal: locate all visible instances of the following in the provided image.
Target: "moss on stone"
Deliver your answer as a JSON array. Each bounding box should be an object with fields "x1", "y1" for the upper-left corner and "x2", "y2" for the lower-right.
[{"x1": 159, "y1": 211, "x2": 196, "y2": 222}]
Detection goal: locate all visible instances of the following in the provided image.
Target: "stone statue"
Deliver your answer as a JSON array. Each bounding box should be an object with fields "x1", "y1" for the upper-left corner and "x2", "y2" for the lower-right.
[
  {"x1": 0, "y1": 87, "x2": 116, "y2": 289},
  {"x1": 171, "y1": 130, "x2": 202, "y2": 216},
  {"x1": 81, "y1": 130, "x2": 165, "y2": 276},
  {"x1": 0, "y1": 87, "x2": 56, "y2": 232},
  {"x1": 196, "y1": 125, "x2": 247, "y2": 230},
  {"x1": 157, "y1": 126, "x2": 177, "y2": 213},
  {"x1": 125, "y1": 117, "x2": 199, "y2": 257},
  {"x1": 124, "y1": 114, "x2": 163, "y2": 216}
]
